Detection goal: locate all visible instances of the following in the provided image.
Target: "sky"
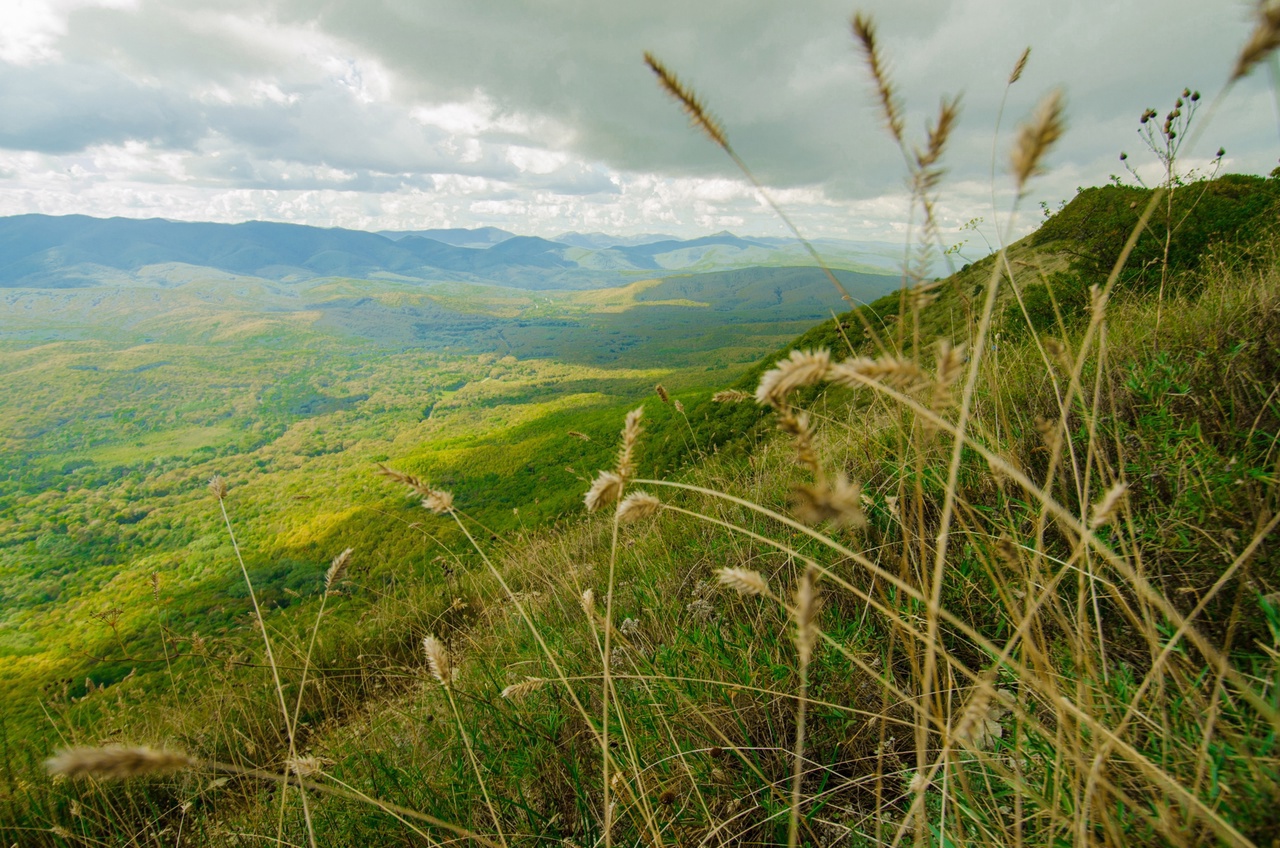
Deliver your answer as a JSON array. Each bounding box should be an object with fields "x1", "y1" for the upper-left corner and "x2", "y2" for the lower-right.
[{"x1": 0, "y1": 0, "x2": 1275, "y2": 242}]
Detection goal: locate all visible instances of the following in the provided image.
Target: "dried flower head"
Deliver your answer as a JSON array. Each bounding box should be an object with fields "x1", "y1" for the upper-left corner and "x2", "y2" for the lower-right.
[
  {"x1": 422, "y1": 635, "x2": 452, "y2": 688},
  {"x1": 644, "y1": 52, "x2": 729, "y2": 149},
  {"x1": 585, "y1": 470, "x2": 625, "y2": 513},
  {"x1": 325, "y1": 548, "x2": 353, "y2": 593},
  {"x1": 616, "y1": 491, "x2": 661, "y2": 524},
  {"x1": 581, "y1": 588, "x2": 596, "y2": 618},
  {"x1": 716, "y1": 568, "x2": 770, "y2": 597},
  {"x1": 1011, "y1": 89, "x2": 1066, "y2": 193},
  {"x1": 616, "y1": 406, "x2": 644, "y2": 480},
  {"x1": 207, "y1": 475, "x2": 228, "y2": 500},
  {"x1": 755, "y1": 349, "x2": 832, "y2": 408},
  {"x1": 673, "y1": 398, "x2": 685, "y2": 414},
  {"x1": 46, "y1": 746, "x2": 193, "y2": 780},
  {"x1": 791, "y1": 475, "x2": 866, "y2": 530}
]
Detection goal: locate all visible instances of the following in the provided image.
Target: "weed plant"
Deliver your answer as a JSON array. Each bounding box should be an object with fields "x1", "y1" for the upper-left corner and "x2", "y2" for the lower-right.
[{"x1": 6, "y1": 6, "x2": 1280, "y2": 848}]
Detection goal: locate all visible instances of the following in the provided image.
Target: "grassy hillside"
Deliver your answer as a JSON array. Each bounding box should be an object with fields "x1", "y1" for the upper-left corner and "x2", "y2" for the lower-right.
[
  {"x1": 3, "y1": 164, "x2": 1276, "y2": 847},
  {"x1": 0, "y1": 263, "x2": 900, "y2": 747}
]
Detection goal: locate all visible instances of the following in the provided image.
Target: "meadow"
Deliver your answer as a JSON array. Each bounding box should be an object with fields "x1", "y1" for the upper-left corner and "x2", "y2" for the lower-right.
[{"x1": 3, "y1": 7, "x2": 1280, "y2": 847}]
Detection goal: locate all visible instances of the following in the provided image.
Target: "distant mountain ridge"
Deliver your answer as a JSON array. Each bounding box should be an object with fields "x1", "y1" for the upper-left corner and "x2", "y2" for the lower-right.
[{"x1": 0, "y1": 214, "x2": 912, "y2": 291}]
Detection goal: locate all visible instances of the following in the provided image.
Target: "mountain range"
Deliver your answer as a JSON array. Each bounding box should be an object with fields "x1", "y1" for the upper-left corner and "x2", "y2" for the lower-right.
[{"x1": 0, "y1": 214, "x2": 916, "y2": 291}]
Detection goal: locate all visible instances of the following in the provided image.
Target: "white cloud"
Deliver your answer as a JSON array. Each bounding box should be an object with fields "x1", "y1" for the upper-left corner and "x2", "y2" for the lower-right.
[{"x1": 0, "y1": 0, "x2": 1272, "y2": 238}]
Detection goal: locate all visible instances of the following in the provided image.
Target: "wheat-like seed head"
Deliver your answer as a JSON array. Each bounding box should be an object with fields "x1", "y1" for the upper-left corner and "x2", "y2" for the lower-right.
[
  {"x1": 616, "y1": 491, "x2": 662, "y2": 524},
  {"x1": 716, "y1": 568, "x2": 770, "y2": 598},
  {"x1": 422, "y1": 490, "x2": 455, "y2": 515},
  {"x1": 936, "y1": 340, "x2": 966, "y2": 387},
  {"x1": 755, "y1": 349, "x2": 832, "y2": 408},
  {"x1": 615, "y1": 406, "x2": 644, "y2": 480},
  {"x1": 777, "y1": 408, "x2": 821, "y2": 477},
  {"x1": 1009, "y1": 47, "x2": 1031, "y2": 84},
  {"x1": 376, "y1": 464, "x2": 435, "y2": 499},
  {"x1": 713, "y1": 389, "x2": 751, "y2": 403},
  {"x1": 655, "y1": 384, "x2": 670, "y2": 404},
  {"x1": 207, "y1": 475, "x2": 228, "y2": 500},
  {"x1": 791, "y1": 475, "x2": 866, "y2": 530},
  {"x1": 1233, "y1": 0, "x2": 1280, "y2": 80},
  {"x1": 501, "y1": 677, "x2": 548, "y2": 701},
  {"x1": 1011, "y1": 89, "x2": 1066, "y2": 193},
  {"x1": 287, "y1": 755, "x2": 323, "y2": 777},
  {"x1": 1090, "y1": 481, "x2": 1129, "y2": 529},
  {"x1": 422, "y1": 635, "x2": 451, "y2": 688},
  {"x1": 46, "y1": 746, "x2": 193, "y2": 780},
  {"x1": 851, "y1": 14, "x2": 905, "y2": 143},
  {"x1": 673, "y1": 398, "x2": 684, "y2": 414},
  {"x1": 150, "y1": 572, "x2": 160, "y2": 602},
  {"x1": 643, "y1": 52, "x2": 730, "y2": 150},
  {"x1": 580, "y1": 588, "x2": 595, "y2": 618},
  {"x1": 828, "y1": 355, "x2": 925, "y2": 391},
  {"x1": 325, "y1": 547, "x2": 353, "y2": 593},
  {"x1": 950, "y1": 678, "x2": 1009, "y2": 750},
  {"x1": 585, "y1": 470, "x2": 624, "y2": 513},
  {"x1": 793, "y1": 566, "x2": 820, "y2": 666},
  {"x1": 567, "y1": 430, "x2": 591, "y2": 441},
  {"x1": 915, "y1": 95, "x2": 961, "y2": 172}
]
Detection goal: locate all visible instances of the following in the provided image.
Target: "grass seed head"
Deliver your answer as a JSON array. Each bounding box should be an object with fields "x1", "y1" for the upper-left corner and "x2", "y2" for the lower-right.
[
  {"x1": 585, "y1": 470, "x2": 625, "y2": 513},
  {"x1": 791, "y1": 475, "x2": 866, "y2": 530},
  {"x1": 793, "y1": 566, "x2": 820, "y2": 665},
  {"x1": 1090, "y1": 481, "x2": 1129, "y2": 529},
  {"x1": 644, "y1": 52, "x2": 730, "y2": 150},
  {"x1": 46, "y1": 746, "x2": 193, "y2": 780},
  {"x1": 716, "y1": 567, "x2": 770, "y2": 597},
  {"x1": 828, "y1": 355, "x2": 925, "y2": 391},
  {"x1": 713, "y1": 389, "x2": 751, "y2": 403},
  {"x1": 207, "y1": 475, "x2": 228, "y2": 500},
  {"x1": 1233, "y1": 0, "x2": 1280, "y2": 80},
  {"x1": 615, "y1": 406, "x2": 644, "y2": 480},
  {"x1": 422, "y1": 635, "x2": 452, "y2": 688},
  {"x1": 851, "y1": 13, "x2": 905, "y2": 143},
  {"x1": 501, "y1": 677, "x2": 547, "y2": 701},
  {"x1": 755, "y1": 348, "x2": 832, "y2": 408},
  {"x1": 377, "y1": 464, "x2": 436, "y2": 499},
  {"x1": 1011, "y1": 89, "x2": 1066, "y2": 193},
  {"x1": 422, "y1": 490, "x2": 455, "y2": 515},
  {"x1": 655, "y1": 383, "x2": 670, "y2": 404},
  {"x1": 325, "y1": 547, "x2": 353, "y2": 593},
  {"x1": 616, "y1": 491, "x2": 661, "y2": 524},
  {"x1": 1009, "y1": 47, "x2": 1031, "y2": 84}
]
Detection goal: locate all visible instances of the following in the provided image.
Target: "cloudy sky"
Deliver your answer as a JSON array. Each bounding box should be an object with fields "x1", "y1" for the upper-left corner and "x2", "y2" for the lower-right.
[{"x1": 0, "y1": 0, "x2": 1274, "y2": 242}]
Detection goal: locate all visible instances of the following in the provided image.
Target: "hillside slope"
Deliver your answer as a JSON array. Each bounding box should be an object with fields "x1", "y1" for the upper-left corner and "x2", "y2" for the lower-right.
[{"x1": 5, "y1": 174, "x2": 1280, "y2": 847}]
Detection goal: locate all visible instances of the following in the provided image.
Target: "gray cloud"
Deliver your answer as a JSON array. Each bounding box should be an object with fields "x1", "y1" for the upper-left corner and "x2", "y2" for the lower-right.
[
  {"x1": 0, "y1": 63, "x2": 204, "y2": 152},
  {"x1": 0, "y1": 0, "x2": 1272, "y2": 236}
]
